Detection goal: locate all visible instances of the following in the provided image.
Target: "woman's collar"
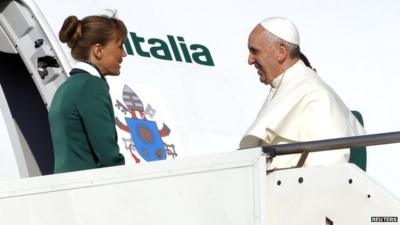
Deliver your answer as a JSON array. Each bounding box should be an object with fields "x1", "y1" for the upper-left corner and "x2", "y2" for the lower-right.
[{"x1": 73, "y1": 62, "x2": 103, "y2": 78}]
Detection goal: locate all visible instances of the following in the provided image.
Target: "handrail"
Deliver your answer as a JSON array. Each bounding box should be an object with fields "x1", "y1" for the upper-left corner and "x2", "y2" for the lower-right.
[{"x1": 262, "y1": 131, "x2": 400, "y2": 157}]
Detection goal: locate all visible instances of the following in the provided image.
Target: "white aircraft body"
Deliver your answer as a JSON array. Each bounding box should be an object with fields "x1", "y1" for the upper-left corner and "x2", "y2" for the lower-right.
[{"x1": 0, "y1": 0, "x2": 399, "y2": 223}]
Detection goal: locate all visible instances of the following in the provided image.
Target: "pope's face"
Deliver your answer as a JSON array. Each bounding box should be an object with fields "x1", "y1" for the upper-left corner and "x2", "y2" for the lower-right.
[{"x1": 248, "y1": 25, "x2": 280, "y2": 85}]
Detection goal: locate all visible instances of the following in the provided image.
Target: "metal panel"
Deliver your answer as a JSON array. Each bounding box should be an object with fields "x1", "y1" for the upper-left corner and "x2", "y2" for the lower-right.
[
  {"x1": 0, "y1": 24, "x2": 17, "y2": 53},
  {"x1": 0, "y1": 150, "x2": 265, "y2": 225},
  {"x1": 2, "y1": 1, "x2": 33, "y2": 38},
  {"x1": 266, "y1": 163, "x2": 400, "y2": 225}
]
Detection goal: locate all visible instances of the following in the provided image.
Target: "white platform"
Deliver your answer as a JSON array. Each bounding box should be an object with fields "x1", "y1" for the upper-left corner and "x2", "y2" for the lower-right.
[{"x1": 0, "y1": 149, "x2": 399, "y2": 225}]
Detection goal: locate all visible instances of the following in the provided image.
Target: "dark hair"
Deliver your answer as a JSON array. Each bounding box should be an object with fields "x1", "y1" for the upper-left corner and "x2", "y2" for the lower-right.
[
  {"x1": 299, "y1": 52, "x2": 312, "y2": 68},
  {"x1": 289, "y1": 45, "x2": 301, "y2": 59},
  {"x1": 59, "y1": 15, "x2": 127, "y2": 61}
]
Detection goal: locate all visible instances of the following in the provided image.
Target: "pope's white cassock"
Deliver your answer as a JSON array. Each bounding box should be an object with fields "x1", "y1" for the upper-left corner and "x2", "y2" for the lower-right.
[{"x1": 240, "y1": 60, "x2": 366, "y2": 169}]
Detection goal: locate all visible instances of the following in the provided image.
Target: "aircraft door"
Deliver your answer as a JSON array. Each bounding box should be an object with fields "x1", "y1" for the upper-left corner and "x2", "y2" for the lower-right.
[{"x1": 0, "y1": 0, "x2": 68, "y2": 176}]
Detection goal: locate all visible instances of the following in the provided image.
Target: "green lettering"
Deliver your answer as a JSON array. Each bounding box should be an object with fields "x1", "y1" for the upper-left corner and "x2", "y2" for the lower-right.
[
  {"x1": 126, "y1": 32, "x2": 214, "y2": 66},
  {"x1": 167, "y1": 35, "x2": 182, "y2": 62},
  {"x1": 123, "y1": 37, "x2": 134, "y2": 55},
  {"x1": 190, "y1": 44, "x2": 215, "y2": 66},
  {"x1": 177, "y1": 36, "x2": 192, "y2": 63},
  {"x1": 130, "y1": 32, "x2": 150, "y2": 57},
  {"x1": 148, "y1": 38, "x2": 172, "y2": 60}
]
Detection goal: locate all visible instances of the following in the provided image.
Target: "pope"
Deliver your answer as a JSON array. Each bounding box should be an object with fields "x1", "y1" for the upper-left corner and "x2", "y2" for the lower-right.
[{"x1": 240, "y1": 17, "x2": 366, "y2": 169}]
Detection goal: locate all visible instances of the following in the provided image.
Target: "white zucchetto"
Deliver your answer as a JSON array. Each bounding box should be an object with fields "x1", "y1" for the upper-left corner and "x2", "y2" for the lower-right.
[{"x1": 260, "y1": 17, "x2": 300, "y2": 45}]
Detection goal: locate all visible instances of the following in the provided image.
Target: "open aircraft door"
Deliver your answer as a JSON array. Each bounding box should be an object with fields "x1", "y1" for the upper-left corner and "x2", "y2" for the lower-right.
[{"x1": 0, "y1": 0, "x2": 69, "y2": 178}]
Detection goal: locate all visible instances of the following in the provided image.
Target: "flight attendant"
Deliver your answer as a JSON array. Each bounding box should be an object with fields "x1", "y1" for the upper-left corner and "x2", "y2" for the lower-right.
[{"x1": 49, "y1": 14, "x2": 126, "y2": 173}]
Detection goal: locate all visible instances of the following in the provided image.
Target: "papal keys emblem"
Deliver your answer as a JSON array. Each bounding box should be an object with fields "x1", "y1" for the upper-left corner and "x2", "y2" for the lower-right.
[{"x1": 115, "y1": 85, "x2": 177, "y2": 163}]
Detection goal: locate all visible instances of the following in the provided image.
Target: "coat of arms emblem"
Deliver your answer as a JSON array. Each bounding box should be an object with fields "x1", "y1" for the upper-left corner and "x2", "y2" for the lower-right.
[{"x1": 115, "y1": 85, "x2": 177, "y2": 163}]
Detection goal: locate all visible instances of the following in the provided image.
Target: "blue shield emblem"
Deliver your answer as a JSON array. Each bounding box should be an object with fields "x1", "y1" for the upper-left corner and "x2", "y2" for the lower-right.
[{"x1": 125, "y1": 118, "x2": 167, "y2": 161}]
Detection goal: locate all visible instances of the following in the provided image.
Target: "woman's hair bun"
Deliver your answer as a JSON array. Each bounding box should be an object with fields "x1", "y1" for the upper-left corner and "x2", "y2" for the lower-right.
[{"x1": 58, "y1": 15, "x2": 82, "y2": 48}]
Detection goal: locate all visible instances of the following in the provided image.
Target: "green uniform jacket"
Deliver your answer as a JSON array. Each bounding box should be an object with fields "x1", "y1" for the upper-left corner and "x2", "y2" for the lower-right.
[{"x1": 49, "y1": 71, "x2": 125, "y2": 173}]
